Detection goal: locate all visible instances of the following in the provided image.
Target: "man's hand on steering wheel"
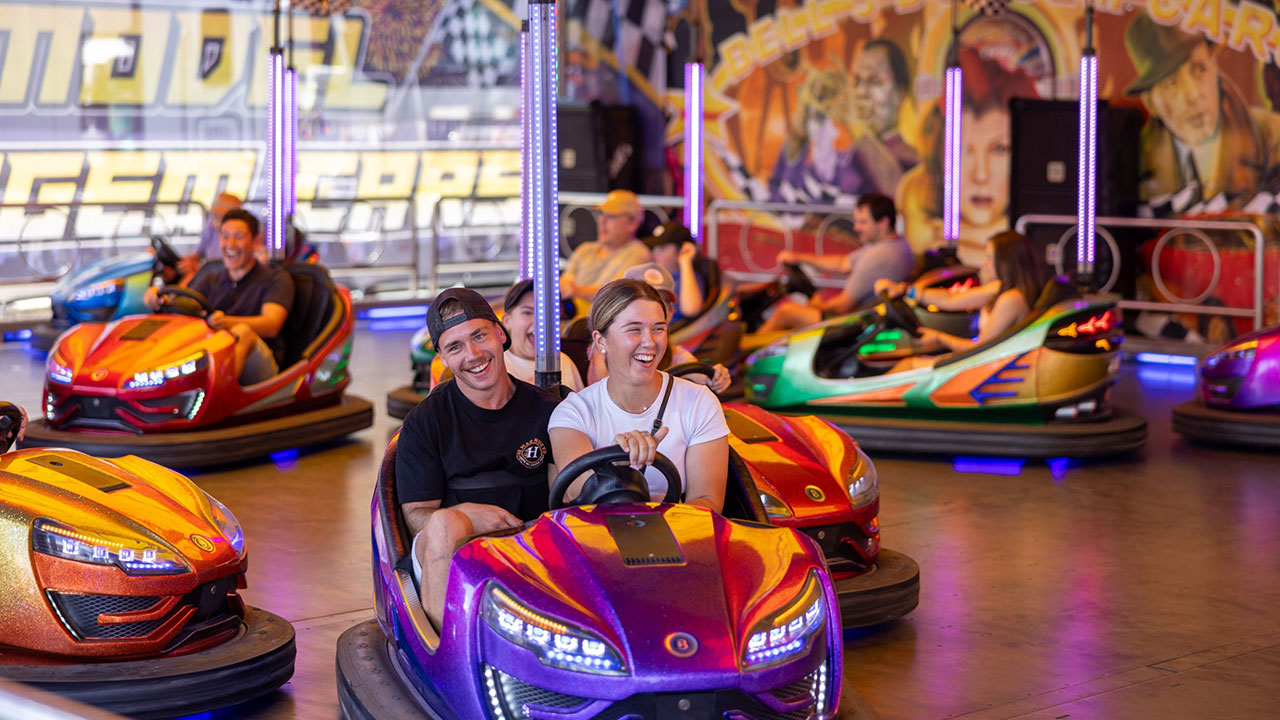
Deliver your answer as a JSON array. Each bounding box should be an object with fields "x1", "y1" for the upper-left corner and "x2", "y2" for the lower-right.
[
  {"x1": 207, "y1": 310, "x2": 228, "y2": 330},
  {"x1": 875, "y1": 278, "x2": 910, "y2": 299}
]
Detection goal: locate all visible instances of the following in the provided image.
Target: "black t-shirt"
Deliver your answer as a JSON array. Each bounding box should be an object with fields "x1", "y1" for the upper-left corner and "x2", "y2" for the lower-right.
[
  {"x1": 396, "y1": 376, "x2": 560, "y2": 521},
  {"x1": 191, "y1": 262, "x2": 295, "y2": 364}
]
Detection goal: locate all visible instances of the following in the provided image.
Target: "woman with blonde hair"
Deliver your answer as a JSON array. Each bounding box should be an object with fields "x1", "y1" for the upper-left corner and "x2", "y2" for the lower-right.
[{"x1": 548, "y1": 279, "x2": 730, "y2": 511}]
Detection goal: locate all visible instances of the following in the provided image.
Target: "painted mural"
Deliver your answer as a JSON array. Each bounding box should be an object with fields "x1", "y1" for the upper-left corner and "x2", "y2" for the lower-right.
[{"x1": 667, "y1": 1, "x2": 1280, "y2": 258}]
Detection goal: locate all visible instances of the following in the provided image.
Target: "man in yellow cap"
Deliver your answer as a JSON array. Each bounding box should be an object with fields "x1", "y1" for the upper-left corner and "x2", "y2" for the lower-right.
[{"x1": 561, "y1": 190, "x2": 652, "y2": 304}]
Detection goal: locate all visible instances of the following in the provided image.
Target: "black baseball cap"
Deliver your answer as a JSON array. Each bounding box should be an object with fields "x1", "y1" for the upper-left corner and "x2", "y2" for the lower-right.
[
  {"x1": 642, "y1": 221, "x2": 694, "y2": 250},
  {"x1": 426, "y1": 287, "x2": 511, "y2": 350},
  {"x1": 503, "y1": 279, "x2": 534, "y2": 313}
]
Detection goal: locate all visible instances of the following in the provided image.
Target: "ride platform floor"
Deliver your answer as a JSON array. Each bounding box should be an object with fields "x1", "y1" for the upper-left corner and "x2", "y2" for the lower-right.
[{"x1": 3, "y1": 327, "x2": 1278, "y2": 720}]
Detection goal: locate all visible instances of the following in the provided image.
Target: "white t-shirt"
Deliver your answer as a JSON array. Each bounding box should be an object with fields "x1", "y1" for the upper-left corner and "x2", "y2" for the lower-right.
[
  {"x1": 504, "y1": 351, "x2": 585, "y2": 392},
  {"x1": 548, "y1": 373, "x2": 730, "y2": 500}
]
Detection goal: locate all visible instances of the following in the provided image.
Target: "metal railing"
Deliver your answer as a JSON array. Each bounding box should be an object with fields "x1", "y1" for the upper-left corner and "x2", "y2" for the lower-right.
[
  {"x1": 426, "y1": 191, "x2": 685, "y2": 296},
  {"x1": 236, "y1": 196, "x2": 420, "y2": 296},
  {"x1": 705, "y1": 199, "x2": 858, "y2": 285},
  {"x1": 1015, "y1": 213, "x2": 1270, "y2": 330},
  {"x1": 0, "y1": 201, "x2": 208, "y2": 284}
]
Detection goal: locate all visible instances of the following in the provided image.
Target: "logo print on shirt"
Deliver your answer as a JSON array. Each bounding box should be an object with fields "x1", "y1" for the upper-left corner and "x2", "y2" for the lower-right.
[{"x1": 516, "y1": 438, "x2": 547, "y2": 469}]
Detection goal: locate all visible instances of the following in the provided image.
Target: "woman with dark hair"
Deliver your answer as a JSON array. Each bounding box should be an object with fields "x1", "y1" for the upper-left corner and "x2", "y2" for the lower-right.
[
  {"x1": 882, "y1": 230, "x2": 1043, "y2": 371},
  {"x1": 549, "y1": 279, "x2": 730, "y2": 511}
]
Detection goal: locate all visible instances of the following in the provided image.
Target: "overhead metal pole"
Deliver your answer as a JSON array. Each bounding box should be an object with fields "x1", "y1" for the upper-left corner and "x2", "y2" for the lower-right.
[
  {"x1": 942, "y1": 1, "x2": 962, "y2": 246},
  {"x1": 1077, "y1": 2, "x2": 1099, "y2": 285},
  {"x1": 684, "y1": 62, "x2": 704, "y2": 242},
  {"x1": 266, "y1": 1, "x2": 296, "y2": 263},
  {"x1": 530, "y1": 0, "x2": 561, "y2": 389},
  {"x1": 520, "y1": 21, "x2": 533, "y2": 280}
]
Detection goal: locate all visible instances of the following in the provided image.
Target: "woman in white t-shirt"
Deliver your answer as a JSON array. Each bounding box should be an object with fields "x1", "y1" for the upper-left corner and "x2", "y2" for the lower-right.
[{"x1": 548, "y1": 279, "x2": 730, "y2": 511}]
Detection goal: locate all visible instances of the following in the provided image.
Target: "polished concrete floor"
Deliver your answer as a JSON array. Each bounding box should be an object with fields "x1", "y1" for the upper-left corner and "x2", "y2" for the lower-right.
[{"x1": 3, "y1": 326, "x2": 1279, "y2": 719}]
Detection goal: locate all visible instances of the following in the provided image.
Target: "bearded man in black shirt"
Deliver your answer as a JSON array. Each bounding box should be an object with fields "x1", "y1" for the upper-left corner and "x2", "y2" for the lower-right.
[{"x1": 396, "y1": 288, "x2": 561, "y2": 628}]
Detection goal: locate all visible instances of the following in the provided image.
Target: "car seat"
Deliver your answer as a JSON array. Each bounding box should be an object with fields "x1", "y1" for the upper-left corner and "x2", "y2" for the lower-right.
[
  {"x1": 936, "y1": 277, "x2": 1080, "y2": 368},
  {"x1": 281, "y1": 263, "x2": 342, "y2": 369},
  {"x1": 561, "y1": 317, "x2": 592, "y2": 382}
]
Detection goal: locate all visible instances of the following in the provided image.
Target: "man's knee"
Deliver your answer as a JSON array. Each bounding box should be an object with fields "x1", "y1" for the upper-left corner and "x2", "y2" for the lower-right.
[{"x1": 422, "y1": 508, "x2": 473, "y2": 555}]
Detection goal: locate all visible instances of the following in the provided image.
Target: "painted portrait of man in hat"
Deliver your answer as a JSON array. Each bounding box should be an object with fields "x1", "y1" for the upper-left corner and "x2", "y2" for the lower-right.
[{"x1": 1126, "y1": 12, "x2": 1280, "y2": 215}]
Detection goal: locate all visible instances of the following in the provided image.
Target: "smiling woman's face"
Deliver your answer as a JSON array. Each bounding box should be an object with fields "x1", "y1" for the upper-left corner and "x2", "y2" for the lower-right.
[
  {"x1": 595, "y1": 299, "x2": 668, "y2": 386},
  {"x1": 961, "y1": 107, "x2": 1012, "y2": 229}
]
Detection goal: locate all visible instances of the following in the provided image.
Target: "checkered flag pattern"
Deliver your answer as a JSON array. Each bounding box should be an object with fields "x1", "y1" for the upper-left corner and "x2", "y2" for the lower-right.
[
  {"x1": 566, "y1": 0, "x2": 667, "y2": 95},
  {"x1": 964, "y1": 0, "x2": 1009, "y2": 16},
  {"x1": 721, "y1": 150, "x2": 772, "y2": 203},
  {"x1": 290, "y1": 0, "x2": 351, "y2": 16},
  {"x1": 436, "y1": 0, "x2": 517, "y2": 87}
]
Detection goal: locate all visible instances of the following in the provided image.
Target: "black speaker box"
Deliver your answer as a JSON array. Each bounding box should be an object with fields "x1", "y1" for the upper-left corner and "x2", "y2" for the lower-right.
[
  {"x1": 558, "y1": 102, "x2": 643, "y2": 193},
  {"x1": 1010, "y1": 98, "x2": 1145, "y2": 294}
]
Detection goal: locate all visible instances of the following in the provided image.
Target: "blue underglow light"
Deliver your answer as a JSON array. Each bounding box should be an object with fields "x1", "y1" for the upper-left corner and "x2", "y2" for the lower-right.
[
  {"x1": 1047, "y1": 457, "x2": 1070, "y2": 481},
  {"x1": 1134, "y1": 352, "x2": 1198, "y2": 367},
  {"x1": 3, "y1": 329, "x2": 33, "y2": 342},
  {"x1": 953, "y1": 457, "x2": 1025, "y2": 476},
  {"x1": 270, "y1": 448, "x2": 299, "y2": 470},
  {"x1": 368, "y1": 319, "x2": 423, "y2": 332},
  {"x1": 1136, "y1": 365, "x2": 1198, "y2": 387},
  {"x1": 359, "y1": 305, "x2": 429, "y2": 320}
]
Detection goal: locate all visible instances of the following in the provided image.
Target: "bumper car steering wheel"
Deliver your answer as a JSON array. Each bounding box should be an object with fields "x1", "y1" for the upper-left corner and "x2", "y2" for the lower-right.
[
  {"x1": 157, "y1": 286, "x2": 213, "y2": 318},
  {"x1": 151, "y1": 234, "x2": 181, "y2": 271},
  {"x1": 782, "y1": 262, "x2": 817, "y2": 297},
  {"x1": 668, "y1": 361, "x2": 715, "y2": 381},
  {"x1": 879, "y1": 291, "x2": 922, "y2": 338},
  {"x1": 550, "y1": 447, "x2": 682, "y2": 509}
]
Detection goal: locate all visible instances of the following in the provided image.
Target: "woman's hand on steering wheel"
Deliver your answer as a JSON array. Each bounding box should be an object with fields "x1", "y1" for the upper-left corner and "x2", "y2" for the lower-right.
[
  {"x1": 548, "y1": 446, "x2": 683, "y2": 510},
  {"x1": 615, "y1": 427, "x2": 669, "y2": 469}
]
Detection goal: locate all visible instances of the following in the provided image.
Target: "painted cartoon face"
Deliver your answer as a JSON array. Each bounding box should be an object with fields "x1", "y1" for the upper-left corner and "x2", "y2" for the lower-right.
[
  {"x1": 1145, "y1": 43, "x2": 1221, "y2": 146},
  {"x1": 852, "y1": 45, "x2": 904, "y2": 136},
  {"x1": 961, "y1": 107, "x2": 1012, "y2": 229}
]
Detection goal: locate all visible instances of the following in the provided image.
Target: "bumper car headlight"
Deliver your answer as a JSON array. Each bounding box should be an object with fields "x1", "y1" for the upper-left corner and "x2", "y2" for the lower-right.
[
  {"x1": 759, "y1": 489, "x2": 793, "y2": 518},
  {"x1": 48, "y1": 358, "x2": 73, "y2": 385},
  {"x1": 742, "y1": 571, "x2": 826, "y2": 670},
  {"x1": 847, "y1": 447, "x2": 878, "y2": 509},
  {"x1": 32, "y1": 519, "x2": 189, "y2": 576},
  {"x1": 483, "y1": 583, "x2": 627, "y2": 675},
  {"x1": 67, "y1": 278, "x2": 123, "y2": 306},
  {"x1": 1205, "y1": 340, "x2": 1257, "y2": 369},
  {"x1": 207, "y1": 495, "x2": 246, "y2": 556},
  {"x1": 125, "y1": 351, "x2": 209, "y2": 389}
]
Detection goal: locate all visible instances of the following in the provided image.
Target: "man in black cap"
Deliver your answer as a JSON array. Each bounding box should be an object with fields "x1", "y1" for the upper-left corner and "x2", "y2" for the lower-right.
[
  {"x1": 1126, "y1": 12, "x2": 1280, "y2": 213},
  {"x1": 396, "y1": 287, "x2": 561, "y2": 628}
]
